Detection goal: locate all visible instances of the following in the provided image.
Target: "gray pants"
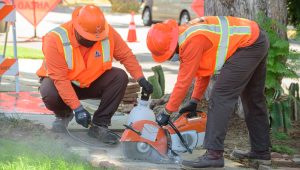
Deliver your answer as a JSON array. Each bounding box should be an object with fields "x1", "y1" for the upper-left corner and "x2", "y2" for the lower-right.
[
  {"x1": 203, "y1": 30, "x2": 271, "y2": 152},
  {"x1": 39, "y1": 67, "x2": 128, "y2": 126}
]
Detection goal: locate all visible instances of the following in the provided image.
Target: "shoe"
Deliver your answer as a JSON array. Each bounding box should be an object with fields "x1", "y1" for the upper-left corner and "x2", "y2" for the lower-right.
[
  {"x1": 51, "y1": 114, "x2": 74, "y2": 133},
  {"x1": 230, "y1": 149, "x2": 271, "y2": 160},
  {"x1": 181, "y1": 150, "x2": 224, "y2": 169},
  {"x1": 88, "y1": 124, "x2": 119, "y2": 145}
]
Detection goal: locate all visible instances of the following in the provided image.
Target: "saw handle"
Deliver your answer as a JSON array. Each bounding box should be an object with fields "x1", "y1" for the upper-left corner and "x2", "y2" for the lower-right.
[
  {"x1": 124, "y1": 124, "x2": 141, "y2": 136},
  {"x1": 167, "y1": 120, "x2": 192, "y2": 154}
]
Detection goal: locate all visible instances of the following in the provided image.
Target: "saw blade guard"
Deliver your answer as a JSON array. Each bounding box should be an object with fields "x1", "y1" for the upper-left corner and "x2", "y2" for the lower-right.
[{"x1": 120, "y1": 120, "x2": 168, "y2": 157}]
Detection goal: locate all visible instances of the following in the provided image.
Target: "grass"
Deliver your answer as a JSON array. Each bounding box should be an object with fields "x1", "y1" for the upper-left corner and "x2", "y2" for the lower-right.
[
  {"x1": 272, "y1": 144, "x2": 295, "y2": 155},
  {"x1": 0, "y1": 115, "x2": 101, "y2": 170},
  {"x1": 272, "y1": 132, "x2": 290, "y2": 140},
  {"x1": 0, "y1": 45, "x2": 44, "y2": 59},
  {"x1": 271, "y1": 132, "x2": 297, "y2": 155},
  {"x1": 0, "y1": 138, "x2": 98, "y2": 170}
]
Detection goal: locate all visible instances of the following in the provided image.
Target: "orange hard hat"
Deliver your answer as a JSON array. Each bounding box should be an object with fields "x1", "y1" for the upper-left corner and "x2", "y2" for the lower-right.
[
  {"x1": 146, "y1": 20, "x2": 179, "y2": 63},
  {"x1": 72, "y1": 5, "x2": 109, "y2": 41}
]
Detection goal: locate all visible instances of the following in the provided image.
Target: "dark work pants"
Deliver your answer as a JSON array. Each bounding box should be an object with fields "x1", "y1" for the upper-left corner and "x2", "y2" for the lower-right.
[
  {"x1": 39, "y1": 67, "x2": 128, "y2": 126},
  {"x1": 203, "y1": 30, "x2": 271, "y2": 152}
]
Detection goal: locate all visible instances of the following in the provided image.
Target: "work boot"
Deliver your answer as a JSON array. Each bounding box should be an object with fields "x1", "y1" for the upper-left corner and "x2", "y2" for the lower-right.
[
  {"x1": 88, "y1": 124, "x2": 119, "y2": 145},
  {"x1": 230, "y1": 149, "x2": 271, "y2": 164},
  {"x1": 181, "y1": 150, "x2": 224, "y2": 169},
  {"x1": 52, "y1": 114, "x2": 74, "y2": 133}
]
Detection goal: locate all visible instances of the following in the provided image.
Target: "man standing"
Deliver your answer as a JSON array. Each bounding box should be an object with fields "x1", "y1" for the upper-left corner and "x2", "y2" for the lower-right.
[
  {"x1": 36, "y1": 5, "x2": 153, "y2": 145},
  {"x1": 146, "y1": 17, "x2": 270, "y2": 168}
]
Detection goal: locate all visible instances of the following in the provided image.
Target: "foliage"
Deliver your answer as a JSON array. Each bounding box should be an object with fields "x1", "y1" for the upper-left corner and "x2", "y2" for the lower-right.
[
  {"x1": 287, "y1": 0, "x2": 300, "y2": 26},
  {"x1": 109, "y1": 0, "x2": 140, "y2": 13},
  {"x1": 272, "y1": 132, "x2": 290, "y2": 140},
  {"x1": 269, "y1": 95, "x2": 292, "y2": 133},
  {"x1": 296, "y1": 23, "x2": 300, "y2": 41},
  {"x1": 256, "y1": 13, "x2": 300, "y2": 133},
  {"x1": 272, "y1": 144, "x2": 295, "y2": 155},
  {"x1": 0, "y1": 45, "x2": 44, "y2": 59},
  {"x1": 0, "y1": 138, "x2": 97, "y2": 170}
]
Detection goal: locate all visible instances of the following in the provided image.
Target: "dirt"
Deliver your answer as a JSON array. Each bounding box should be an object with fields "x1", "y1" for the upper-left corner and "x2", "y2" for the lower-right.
[
  {"x1": 225, "y1": 114, "x2": 250, "y2": 153},
  {"x1": 1, "y1": 108, "x2": 300, "y2": 169}
]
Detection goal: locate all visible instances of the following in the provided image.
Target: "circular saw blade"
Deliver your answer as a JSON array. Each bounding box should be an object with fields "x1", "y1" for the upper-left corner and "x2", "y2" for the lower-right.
[{"x1": 122, "y1": 142, "x2": 174, "y2": 164}]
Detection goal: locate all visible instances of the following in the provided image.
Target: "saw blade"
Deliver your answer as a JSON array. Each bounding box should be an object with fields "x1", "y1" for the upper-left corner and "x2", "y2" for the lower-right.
[{"x1": 122, "y1": 142, "x2": 176, "y2": 164}]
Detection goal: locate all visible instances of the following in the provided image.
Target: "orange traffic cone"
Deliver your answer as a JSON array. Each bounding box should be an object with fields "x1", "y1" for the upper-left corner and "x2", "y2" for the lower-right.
[{"x1": 127, "y1": 11, "x2": 137, "y2": 42}]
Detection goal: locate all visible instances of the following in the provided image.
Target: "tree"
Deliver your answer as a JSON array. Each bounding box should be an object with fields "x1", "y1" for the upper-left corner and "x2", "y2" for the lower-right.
[{"x1": 204, "y1": 0, "x2": 287, "y2": 38}]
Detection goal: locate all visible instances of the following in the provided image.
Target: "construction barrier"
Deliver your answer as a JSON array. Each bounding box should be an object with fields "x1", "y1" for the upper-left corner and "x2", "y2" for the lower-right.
[{"x1": 0, "y1": 1, "x2": 19, "y2": 92}]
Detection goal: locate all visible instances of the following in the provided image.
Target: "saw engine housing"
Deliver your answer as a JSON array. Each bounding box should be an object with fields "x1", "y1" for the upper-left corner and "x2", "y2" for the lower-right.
[{"x1": 120, "y1": 112, "x2": 207, "y2": 162}]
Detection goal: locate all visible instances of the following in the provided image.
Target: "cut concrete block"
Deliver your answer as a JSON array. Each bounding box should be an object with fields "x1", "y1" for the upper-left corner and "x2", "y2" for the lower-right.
[
  {"x1": 292, "y1": 158, "x2": 300, "y2": 165},
  {"x1": 272, "y1": 158, "x2": 294, "y2": 167},
  {"x1": 258, "y1": 165, "x2": 272, "y2": 170}
]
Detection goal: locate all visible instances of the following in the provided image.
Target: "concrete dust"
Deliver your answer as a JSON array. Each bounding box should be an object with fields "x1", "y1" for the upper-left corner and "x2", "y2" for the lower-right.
[{"x1": 0, "y1": 113, "x2": 251, "y2": 169}]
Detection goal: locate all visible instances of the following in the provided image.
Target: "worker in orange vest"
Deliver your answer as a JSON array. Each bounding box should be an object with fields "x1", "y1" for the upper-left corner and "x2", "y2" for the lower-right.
[
  {"x1": 147, "y1": 17, "x2": 270, "y2": 168},
  {"x1": 36, "y1": 5, "x2": 153, "y2": 145}
]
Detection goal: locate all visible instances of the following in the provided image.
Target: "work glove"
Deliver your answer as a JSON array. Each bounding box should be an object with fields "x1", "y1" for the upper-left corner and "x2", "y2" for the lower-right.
[
  {"x1": 138, "y1": 77, "x2": 153, "y2": 94},
  {"x1": 74, "y1": 105, "x2": 91, "y2": 128},
  {"x1": 179, "y1": 100, "x2": 198, "y2": 118},
  {"x1": 156, "y1": 108, "x2": 171, "y2": 126}
]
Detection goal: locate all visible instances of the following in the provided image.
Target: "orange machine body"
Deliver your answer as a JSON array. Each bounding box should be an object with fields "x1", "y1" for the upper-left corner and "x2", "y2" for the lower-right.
[{"x1": 120, "y1": 112, "x2": 207, "y2": 157}]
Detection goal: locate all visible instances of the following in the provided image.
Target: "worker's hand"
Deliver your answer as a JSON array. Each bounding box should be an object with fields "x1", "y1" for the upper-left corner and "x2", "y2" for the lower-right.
[
  {"x1": 156, "y1": 108, "x2": 171, "y2": 126},
  {"x1": 74, "y1": 105, "x2": 91, "y2": 128},
  {"x1": 138, "y1": 77, "x2": 153, "y2": 94},
  {"x1": 179, "y1": 100, "x2": 198, "y2": 118}
]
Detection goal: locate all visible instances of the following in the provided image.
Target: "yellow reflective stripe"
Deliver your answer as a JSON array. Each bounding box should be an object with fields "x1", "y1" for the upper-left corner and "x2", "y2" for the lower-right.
[
  {"x1": 178, "y1": 17, "x2": 252, "y2": 74},
  {"x1": 215, "y1": 16, "x2": 229, "y2": 73},
  {"x1": 52, "y1": 27, "x2": 73, "y2": 69},
  {"x1": 230, "y1": 26, "x2": 250, "y2": 35},
  {"x1": 72, "y1": 80, "x2": 80, "y2": 87},
  {"x1": 178, "y1": 24, "x2": 221, "y2": 46},
  {"x1": 101, "y1": 38, "x2": 110, "y2": 63}
]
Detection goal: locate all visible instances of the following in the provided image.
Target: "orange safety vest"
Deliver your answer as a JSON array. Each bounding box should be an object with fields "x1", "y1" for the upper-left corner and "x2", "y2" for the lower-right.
[
  {"x1": 179, "y1": 16, "x2": 259, "y2": 76},
  {"x1": 37, "y1": 21, "x2": 114, "y2": 88}
]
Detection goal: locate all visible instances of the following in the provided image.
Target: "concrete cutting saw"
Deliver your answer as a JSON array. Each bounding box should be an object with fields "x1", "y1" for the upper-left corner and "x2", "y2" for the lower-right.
[{"x1": 120, "y1": 111, "x2": 207, "y2": 163}]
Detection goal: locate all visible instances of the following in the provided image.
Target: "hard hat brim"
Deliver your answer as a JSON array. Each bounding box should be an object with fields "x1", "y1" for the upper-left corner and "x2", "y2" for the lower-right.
[
  {"x1": 72, "y1": 7, "x2": 109, "y2": 41},
  {"x1": 152, "y1": 21, "x2": 179, "y2": 63}
]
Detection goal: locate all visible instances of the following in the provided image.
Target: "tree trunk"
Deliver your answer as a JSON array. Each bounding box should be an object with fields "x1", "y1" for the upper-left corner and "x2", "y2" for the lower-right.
[{"x1": 204, "y1": 0, "x2": 287, "y2": 38}]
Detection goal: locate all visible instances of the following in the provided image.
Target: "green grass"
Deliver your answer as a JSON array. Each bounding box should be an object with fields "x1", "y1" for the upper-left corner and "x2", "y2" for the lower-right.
[
  {"x1": 272, "y1": 132, "x2": 290, "y2": 140},
  {"x1": 272, "y1": 144, "x2": 295, "y2": 155},
  {"x1": 0, "y1": 45, "x2": 44, "y2": 59},
  {"x1": 0, "y1": 138, "x2": 97, "y2": 170}
]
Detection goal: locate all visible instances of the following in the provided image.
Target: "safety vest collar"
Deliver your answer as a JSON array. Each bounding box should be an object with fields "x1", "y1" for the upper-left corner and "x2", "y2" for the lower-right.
[{"x1": 178, "y1": 16, "x2": 251, "y2": 74}]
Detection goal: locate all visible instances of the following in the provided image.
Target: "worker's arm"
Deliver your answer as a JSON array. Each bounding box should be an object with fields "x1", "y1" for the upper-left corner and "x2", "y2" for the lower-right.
[
  {"x1": 165, "y1": 36, "x2": 209, "y2": 113},
  {"x1": 42, "y1": 34, "x2": 81, "y2": 110},
  {"x1": 191, "y1": 76, "x2": 211, "y2": 101},
  {"x1": 110, "y1": 26, "x2": 144, "y2": 80}
]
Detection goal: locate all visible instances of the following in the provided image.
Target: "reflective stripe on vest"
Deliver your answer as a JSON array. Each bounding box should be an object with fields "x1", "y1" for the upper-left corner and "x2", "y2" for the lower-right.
[
  {"x1": 52, "y1": 27, "x2": 73, "y2": 69},
  {"x1": 101, "y1": 38, "x2": 110, "y2": 62},
  {"x1": 179, "y1": 16, "x2": 251, "y2": 73},
  {"x1": 72, "y1": 80, "x2": 81, "y2": 87}
]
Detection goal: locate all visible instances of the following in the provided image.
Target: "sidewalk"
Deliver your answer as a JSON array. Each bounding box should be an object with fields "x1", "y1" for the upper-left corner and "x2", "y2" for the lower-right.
[{"x1": 0, "y1": 6, "x2": 300, "y2": 169}]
